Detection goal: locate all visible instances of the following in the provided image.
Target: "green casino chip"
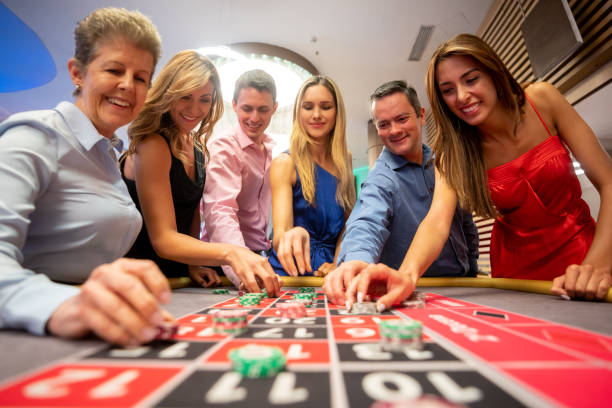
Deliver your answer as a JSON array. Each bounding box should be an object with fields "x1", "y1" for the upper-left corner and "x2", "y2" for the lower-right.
[
  {"x1": 378, "y1": 319, "x2": 422, "y2": 339},
  {"x1": 242, "y1": 293, "x2": 264, "y2": 299},
  {"x1": 229, "y1": 344, "x2": 286, "y2": 378},
  {"x1": 293, "y1": 293, "x2": 313, "y2": 300},
  {"x1": 298, "y1": 287, "x2": 315, "y2": 293},
  {"x1": 212, "y1": 289, "x2": 230, "y2": 294},
  {"x1": 238, "y1": 296, "x2": 261, "y2": 306}
]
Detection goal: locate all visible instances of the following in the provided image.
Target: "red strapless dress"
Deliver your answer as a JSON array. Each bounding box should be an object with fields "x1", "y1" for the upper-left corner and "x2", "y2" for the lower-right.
[{"x1": 487, "y1": 97, "x2": 595, "y2": 280}]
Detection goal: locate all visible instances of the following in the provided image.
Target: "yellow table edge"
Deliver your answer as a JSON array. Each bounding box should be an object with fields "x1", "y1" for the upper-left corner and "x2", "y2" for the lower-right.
[{"x1": 168, "y1": 275, "x2": 612, "y2": 303}]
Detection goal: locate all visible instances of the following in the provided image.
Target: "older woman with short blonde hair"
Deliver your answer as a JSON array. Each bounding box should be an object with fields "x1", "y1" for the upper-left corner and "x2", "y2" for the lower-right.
[{"x1": 0, "y1": 7, "x2": 167, "y2": 346}]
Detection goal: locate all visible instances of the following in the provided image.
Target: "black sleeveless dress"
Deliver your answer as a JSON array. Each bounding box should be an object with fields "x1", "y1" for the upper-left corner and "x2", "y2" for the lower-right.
[{"x1": 121, "y1": 137, "x2": 205, "y2": 277}]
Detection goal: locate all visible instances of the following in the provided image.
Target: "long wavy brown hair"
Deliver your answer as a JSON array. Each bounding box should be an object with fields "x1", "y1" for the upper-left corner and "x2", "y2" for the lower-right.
[
  {"x1": 426, "y1": 33, "x2": 525, "y2": 219},
  {"x1": 127, "y1": 50, "x2": 224, "y2": 165}
]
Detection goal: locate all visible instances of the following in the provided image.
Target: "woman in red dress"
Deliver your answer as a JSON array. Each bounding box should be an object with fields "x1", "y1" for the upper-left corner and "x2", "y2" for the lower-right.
[{"x1": 329, "y1": 34, "x2": 612, "y2": 309}]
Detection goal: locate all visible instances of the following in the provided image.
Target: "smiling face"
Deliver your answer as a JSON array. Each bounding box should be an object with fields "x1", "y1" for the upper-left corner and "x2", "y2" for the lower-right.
[
  {"x1": 170, "y1": 81, "x2": 215, "y2": 135},
  {"x1": 69, "y1": 37, "x2": 153, "y2": 139},
  {"x1": 372, "y1": 92, "x2": 425, "y2": 163},
  {"x1": 436, "y1": 54, "x2": 499, "y2": 127},
  {"x1": 232, "y1": 87, "x2": 278, "y2": 144},
  {"x1": 299, "y1": 84, "x2": 337, "y2": 142}
]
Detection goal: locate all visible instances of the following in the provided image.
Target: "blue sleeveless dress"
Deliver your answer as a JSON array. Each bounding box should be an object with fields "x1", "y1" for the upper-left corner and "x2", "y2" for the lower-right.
[{"x1": 269, "y1": 163, "x2": 345, "y2": 276}]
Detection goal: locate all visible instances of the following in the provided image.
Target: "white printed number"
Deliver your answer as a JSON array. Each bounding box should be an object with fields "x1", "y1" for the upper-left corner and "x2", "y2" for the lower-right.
[
  {"x1": 23, "y1": 368, "x2": 139, "y2": 399},
  {"x1": 206, "y1": 372, "x2": 308, "y2": 404},
  {"x1": 254, "y1": 328, "x2": 314, "y2": 338},
  {"x1": 362, "y1": 371, "x2": 482, "y2": 404}
]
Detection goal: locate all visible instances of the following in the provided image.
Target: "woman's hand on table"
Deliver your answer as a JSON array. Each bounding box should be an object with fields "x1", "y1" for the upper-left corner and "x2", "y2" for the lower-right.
[
  {"x1": 46, "y1": 258, "x2": 172, "y2": 346},
  {"x1": 552, "y1": 263, "x2": 612, "y2": 300}
]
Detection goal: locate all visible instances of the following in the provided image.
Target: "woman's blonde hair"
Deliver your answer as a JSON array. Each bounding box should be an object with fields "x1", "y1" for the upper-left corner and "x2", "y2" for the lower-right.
[
  {"x1": 426, "y1": 33, "x2": 525, "y2": 219},
  {"x1": 289, "y1": 76, "x2": 355, "y2": 214},
  {"x1": 127, "y1": 50, "x2": 224, "y2": 165}
]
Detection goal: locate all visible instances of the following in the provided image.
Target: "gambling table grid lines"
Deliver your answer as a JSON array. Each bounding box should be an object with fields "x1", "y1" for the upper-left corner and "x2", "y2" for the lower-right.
[{"x1": 0, "y1": 289, "x2": 610, "y2": 407}]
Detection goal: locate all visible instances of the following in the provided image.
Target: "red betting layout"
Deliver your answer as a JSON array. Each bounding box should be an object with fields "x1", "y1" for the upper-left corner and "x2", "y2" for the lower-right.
[{"x1": 0, "y1": 290, "x2": 610, "y2": 407}]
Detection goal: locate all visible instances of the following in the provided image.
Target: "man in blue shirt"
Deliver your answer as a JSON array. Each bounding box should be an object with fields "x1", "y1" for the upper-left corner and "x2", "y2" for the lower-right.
[{"x1": 324, "y1": 80, "x2": 478, "y2": 305}]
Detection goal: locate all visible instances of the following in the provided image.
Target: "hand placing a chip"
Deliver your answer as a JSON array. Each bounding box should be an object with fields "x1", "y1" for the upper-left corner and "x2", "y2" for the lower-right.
[
  {"x1": 228, "y1": 247, "x2": 281, "y2": 297},
  {"x1": 46, "y1": 258, "x2": 173, "y2": 346},
  {"x1": 323, "y1": 260, "x2": 369, "y2": 306},
  {"x1": 237, "y1": 273, "x2": 283, "y2": 297},
  {"x1": 345, "y1": 263, "x2": 417, "y2": 312}
]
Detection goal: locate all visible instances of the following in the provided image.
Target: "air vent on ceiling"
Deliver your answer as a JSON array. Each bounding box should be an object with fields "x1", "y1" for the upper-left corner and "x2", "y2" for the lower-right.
[{"x1": 408, "y1": 25, "x2": 435, "y2": 61}]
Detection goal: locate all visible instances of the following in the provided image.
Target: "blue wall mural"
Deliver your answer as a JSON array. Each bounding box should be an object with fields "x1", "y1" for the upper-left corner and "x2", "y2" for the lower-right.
[{"x1": 0, "y1": 2, "x2": 56, "y2": 92}]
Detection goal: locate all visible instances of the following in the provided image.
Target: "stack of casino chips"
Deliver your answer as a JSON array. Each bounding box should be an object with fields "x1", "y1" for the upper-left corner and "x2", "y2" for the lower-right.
[
  {"x1": 237, "y1": 290, "x2": 267, "y2": 298},
  {"x1": 239, "y1": 293, "x2": 263, "y2": 306},
  {"x1": 378, "y1": 319, "x2": 423, "y2": 351},
  {"x1": 229, "y1": 344, "x2": 286, "y2": 378},
  {"x1": 292, "y1": 293, "x2": 314, "y2": 307},
  {"x1": 350, "y1": 302, "x2": 378, "y2": 314},
  {"x1": 402, "y1": 291, "x2": 426, "y2": 309},
  {"x1": 298, "y1": 287, "x2": 315, "y2": 294},
  {"x1": 212, "y1": 310, "x2": 248, "y2": 335},
  {"x1": 212, "y1": 288, "x2": 229, "y2": 294},
  {"x1": 277, "y1": 301, "x2": 307, "y2": 318}
]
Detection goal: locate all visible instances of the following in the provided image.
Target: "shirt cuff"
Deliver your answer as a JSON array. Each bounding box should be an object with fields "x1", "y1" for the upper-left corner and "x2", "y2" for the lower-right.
[
  {"x1": 3, "y1": 277, "x2": 80, "y2": 335},
  {"x1": 339, "y1": 251, "x2": 376, "y2": 265}
]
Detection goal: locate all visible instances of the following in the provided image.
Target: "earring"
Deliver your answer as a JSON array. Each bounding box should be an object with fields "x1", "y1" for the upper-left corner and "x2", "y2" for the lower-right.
[{"x1": 75, "y1": 83, "x2": 81, "y2": 92}]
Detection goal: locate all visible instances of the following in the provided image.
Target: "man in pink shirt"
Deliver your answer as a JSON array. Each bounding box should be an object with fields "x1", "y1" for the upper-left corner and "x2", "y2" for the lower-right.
[{"x1": 203, "y1": 70, "x2": 280, "y2": 290}]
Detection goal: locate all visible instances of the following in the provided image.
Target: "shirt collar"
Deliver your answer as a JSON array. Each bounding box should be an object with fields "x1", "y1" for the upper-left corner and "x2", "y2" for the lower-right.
[
  {"x1": 234, "y1": 125, "x2": 275, "y2": 151},
  {"x1": 382, "y1": 143, "x2": 433, "y2": 170},
  {"x1": 56, "y1": 101, "x2": 122, "y2": 152}
]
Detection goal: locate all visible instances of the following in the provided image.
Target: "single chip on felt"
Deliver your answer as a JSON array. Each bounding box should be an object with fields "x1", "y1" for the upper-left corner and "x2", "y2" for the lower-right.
[
  {"x1": 350, "y1": 302, "x2": 378, "y2": 314},
  {"x1": 155, "y1": 322, "x2": 179, "y2": 340}
]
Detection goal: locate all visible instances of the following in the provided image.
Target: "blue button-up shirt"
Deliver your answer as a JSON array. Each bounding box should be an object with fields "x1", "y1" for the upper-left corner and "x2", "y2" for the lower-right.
[
  {"x1": 338, "y1": 145, "x2": 478, "y2": 275},
  {"x1": 0, "y1": 102, "x2": 142, "y2": 334}
]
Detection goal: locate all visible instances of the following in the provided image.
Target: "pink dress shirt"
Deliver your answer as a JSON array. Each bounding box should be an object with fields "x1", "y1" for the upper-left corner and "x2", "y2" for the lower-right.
[{"x1": 202, "y1": 125, "x2": 274, "y2": 287}]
